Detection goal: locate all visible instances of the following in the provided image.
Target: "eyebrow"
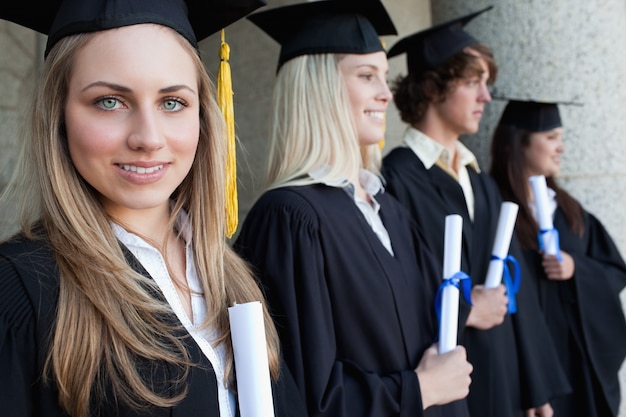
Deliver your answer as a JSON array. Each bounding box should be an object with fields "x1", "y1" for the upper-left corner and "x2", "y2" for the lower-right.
[{"x1": 81, "y1": 81, "x2": 196, "y2": 95}]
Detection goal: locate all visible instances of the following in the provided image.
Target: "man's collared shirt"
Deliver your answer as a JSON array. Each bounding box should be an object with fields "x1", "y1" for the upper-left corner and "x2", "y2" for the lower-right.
[{"x1": 403, "y1": 127, "x2": 480, "y2": 221}]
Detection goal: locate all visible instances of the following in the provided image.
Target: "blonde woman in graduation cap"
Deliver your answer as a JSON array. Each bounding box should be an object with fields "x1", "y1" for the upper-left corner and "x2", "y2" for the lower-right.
[
  {"x1": 0, "y1": 1, "x2": 309, "y2": 416},
  {"x1": 234, "y1": 1, "x2": 473, "y2": 416},
  {"x1": 490, "y1": 99, "x2": 626, "y2": 417}
]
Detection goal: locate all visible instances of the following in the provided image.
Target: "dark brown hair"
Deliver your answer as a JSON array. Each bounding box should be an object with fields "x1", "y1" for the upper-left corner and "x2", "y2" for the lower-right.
[
  {"x1": 489, "y1": 124, "x2": 584, "y2": 250},
  {"x1": 392, "y1": 43, "x2": 497, "y2": 126}
]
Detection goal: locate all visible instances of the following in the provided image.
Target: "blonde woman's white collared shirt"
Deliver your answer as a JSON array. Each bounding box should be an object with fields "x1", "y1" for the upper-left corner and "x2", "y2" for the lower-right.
[
  {"x1": 403, "y1": 127, "x2": 480, "y2": 221},
  {"x1": 309, "y1": 165, "x2": 394, "y2": 255},
  {"x1": 112, "y1": 210, "x2": 236, "y2": 417}
]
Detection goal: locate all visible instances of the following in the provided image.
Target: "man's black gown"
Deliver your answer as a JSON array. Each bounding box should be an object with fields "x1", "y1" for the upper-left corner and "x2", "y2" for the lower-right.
[
  {"x1": 523, "y1": 208, "x2": 626, "y2": 417},
  {"x1": 234, "y1": 184, "x2": 470, "y2": 417},
  {"x1": 382, "y1": 147, "x2": 571, "y2": 417},
  {"x1": 0, "y1": 232, "x2": 308, "y2": 417}
]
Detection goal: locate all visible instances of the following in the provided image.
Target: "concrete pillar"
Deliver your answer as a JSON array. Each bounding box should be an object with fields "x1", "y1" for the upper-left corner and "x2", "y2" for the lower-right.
[
  {"x1": 0, "y1": 21, "x2": 41, "y2": 238},
  {"x1": 430, "y1": 2, "x2": 626, "y2": 414}
]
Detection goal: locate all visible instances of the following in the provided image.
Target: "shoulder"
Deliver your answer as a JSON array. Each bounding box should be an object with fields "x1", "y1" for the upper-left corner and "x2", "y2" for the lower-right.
[
  {"x1": 382, "y1": 146, "x2": 422, "y2": 170},
  {"x1": 247, "y1": 185, "x2": 343, "y2": 223},
  {"x1": 0, "y1": 233, "x2": 58, "y2": 329}
]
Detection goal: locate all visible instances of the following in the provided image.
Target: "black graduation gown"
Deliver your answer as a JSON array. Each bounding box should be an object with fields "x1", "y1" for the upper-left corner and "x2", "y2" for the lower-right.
[
  {"x1": 233, "y1": 184, "x2": 470, "y2": 417},
  {"x1": 523, "y1": 208, "x2": 626, "y2": 417},
  {"x1": 381, "y1": 147, "x2": 571, "y2": 417},
  {"x1": 0, "y1": 232, "x2": 308, "y2": 417}
]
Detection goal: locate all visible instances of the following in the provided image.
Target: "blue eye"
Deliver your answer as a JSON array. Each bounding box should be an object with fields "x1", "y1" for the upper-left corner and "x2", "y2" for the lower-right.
[
  {"x1": 99, "y1": 97, "x2": 120, "y2": 110},
  {"x1": 163, "y1": 99, "x2": 185, "y2": 111}
]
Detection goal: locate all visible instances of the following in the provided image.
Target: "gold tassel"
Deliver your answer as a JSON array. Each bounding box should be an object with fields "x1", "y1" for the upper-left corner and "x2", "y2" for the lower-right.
[
  {"x1": 378, "y1": 112, "x2": 386, "y2": 151},
  {"x1": 379, "y1": 37, "x2": 387, "y2": 151},
  {"x1": 217, "y1": 29, "x2": 238, "y2": 238}
]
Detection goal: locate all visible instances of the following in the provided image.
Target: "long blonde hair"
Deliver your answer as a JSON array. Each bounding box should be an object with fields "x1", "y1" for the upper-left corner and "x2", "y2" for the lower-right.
[
  {"x1": 265, "y1": 53, "x2": 368, "y2": 188},
  {"x1": 1, "y1": 28, "x2": 280, "y2": 417}
]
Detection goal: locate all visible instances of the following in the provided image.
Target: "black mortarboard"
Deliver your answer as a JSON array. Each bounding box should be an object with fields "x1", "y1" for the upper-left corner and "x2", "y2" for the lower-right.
[
  {"x1": 247, "y1": 0, "x2": 397, "y2": 71},
  {"x1": 497, "y1": 100, "x2": 566, "y2": 132},
  {"x1": 387, "y1": 5, "x2": 492, "y2": 75},
  {"x1": 0, "y1": 0, "x2": 266, "y2": 56}
]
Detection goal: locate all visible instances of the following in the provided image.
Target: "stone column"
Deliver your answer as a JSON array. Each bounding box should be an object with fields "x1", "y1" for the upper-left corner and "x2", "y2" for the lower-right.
[
  {"x1": 431, "y1": 2, "x2": 626, "y2": 413},
  {"x1": 0, "y1": 21, "x2": 42, "y2": 239}
]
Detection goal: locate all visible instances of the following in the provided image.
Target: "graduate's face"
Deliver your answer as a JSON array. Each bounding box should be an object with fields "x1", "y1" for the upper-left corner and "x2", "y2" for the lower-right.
[
  {"x1": 524, "y1": 127, "x2": 565, "y2": 178},
  {"x1": 339, "y1": 51, "x2": 391, "y2": 147},
  {"x1": 431, "y1": 52, "x2": 491, "y2": 137},
  {"x1": 64, "y1": 24, "x2": 200, "y2": 220}
]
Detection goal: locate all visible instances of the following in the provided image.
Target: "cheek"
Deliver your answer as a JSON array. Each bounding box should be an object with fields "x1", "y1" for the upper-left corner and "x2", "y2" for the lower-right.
[
  {"x1": 168, "y1": 119, "x2": 200, "y2": 156},
  {"x1": 65, "y1": 101, "x2": 126, "y2": 158},
  {"x1": 67, "y1": 120, "x2": 121, "y2": 164}
]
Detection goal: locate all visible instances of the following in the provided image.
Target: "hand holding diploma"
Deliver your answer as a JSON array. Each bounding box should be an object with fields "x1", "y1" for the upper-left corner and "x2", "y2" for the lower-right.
[
  {"x1": 529, "y1": 175, "x2": 562, "y2": 259},
  {"x1": 484, "y1": 202, "x2": 521, "y2": 313},
  {"x1": 435, "y1": 215, "x2": 472, "y2": 354},
  {"x1": 228, "y1": 301, "x2": 275, "y2": 417},
  {"x1": 415, "y1": 344, "x2": 473, "y2": 409}
]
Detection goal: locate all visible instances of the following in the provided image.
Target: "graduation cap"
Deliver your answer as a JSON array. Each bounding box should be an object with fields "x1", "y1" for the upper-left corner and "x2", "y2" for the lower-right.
[
  {"x1": 496, "y1": 99, "x2": 583, "y2": 132},
  {"x1": 247, "y1": 0, "x2": 397, "y2": 71},
  {"x1": 387, "y1": 5, "x2": 492, "y2": 75},
  {"x1": 0, "y1": 0, "x2": 266, "y2": 56}
]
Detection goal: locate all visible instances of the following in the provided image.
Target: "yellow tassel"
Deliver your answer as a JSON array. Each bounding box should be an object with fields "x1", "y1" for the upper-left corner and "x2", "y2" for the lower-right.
[
  {"x1": 379, "y1": 36, "x2": 387, "y2": 151},
  {"x1": 378, "y1": 112, "x2": 386, "y2": 151},
  {"x1": 217, "y1": 29, "x2": 238, "y2": 238}
]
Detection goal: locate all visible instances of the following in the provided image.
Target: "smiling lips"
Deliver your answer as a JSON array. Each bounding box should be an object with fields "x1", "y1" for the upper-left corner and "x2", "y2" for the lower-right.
[
  {"x1": 366, "y1": 110, "x2": 385, "y2": 122},
  {"x1": 116, "y1": 163, "x2": 168, "y2": 184},
  {"x1": 119, "y1": 164, "x2": 164, "y2": 174}
]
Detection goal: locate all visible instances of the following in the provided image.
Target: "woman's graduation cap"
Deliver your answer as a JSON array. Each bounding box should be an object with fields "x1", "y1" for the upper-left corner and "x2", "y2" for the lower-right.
[
  {"x1": 496, "y1": 99, "x2": 583, "y2": 132},
  {"x1": 246, "y1": 0, "x2": 397, "y2": 71},
  {"x1": 0, "y1": 0, "x2": 266, "y2": 56},
  {"x1": 387, "y1": 5, "x2": 493, "y2": 75}
]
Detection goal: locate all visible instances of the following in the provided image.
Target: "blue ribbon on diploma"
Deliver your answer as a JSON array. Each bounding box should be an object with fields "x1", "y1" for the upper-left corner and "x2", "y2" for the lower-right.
[
  {"x1": 538, "y1": 228, "x2": 563, "y2": 261},
  {"x1": 490, "y1": 254, "x2": 521, "y2": 314},
  {"x1": 434, "y1": 271, "x2": 472, "y2": 324}
]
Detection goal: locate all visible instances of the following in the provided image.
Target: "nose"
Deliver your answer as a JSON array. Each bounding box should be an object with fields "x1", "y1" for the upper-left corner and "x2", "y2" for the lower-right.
[
  {"x1": 127, "y1": 107, "x2": 166, "y2": 151},
  {"x1": 479, "y1": 83, "x2": 492, "y2": 102},
  {"x1": 378, "y1": 78, "x2": 392, "y2": 103},
  {"x1": 557, "y1": 138, "x2": 565, "y2": 153}
]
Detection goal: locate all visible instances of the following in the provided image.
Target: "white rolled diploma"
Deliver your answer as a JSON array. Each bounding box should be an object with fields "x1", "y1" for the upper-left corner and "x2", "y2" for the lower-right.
[
  {"x1": 438, "y1": 214, "x2": 463, "y2": 354},
  {"x1": 228, "y1": 301, "x2": 275, "y2": 417},
  {"x1": 484, "y1": 202, "x2": 520, "y2": 288},
  {"x1": 529, "y1": 175, "x2": 559, "y2": 255}
]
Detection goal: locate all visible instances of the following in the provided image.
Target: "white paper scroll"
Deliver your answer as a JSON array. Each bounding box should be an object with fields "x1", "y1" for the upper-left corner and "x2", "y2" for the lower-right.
[
  {"x1": 529, "y1": 175, "x2": 559, "y2": 255},
  {"x1": 484, "y1": 202, "x2": 520, "y2": 288},
  {"x1": 228, "y1": 301, "x2": 275, "y2": 417},
  {"x1": 438, "y1": 214, "x2": 463, "y2": 354}
]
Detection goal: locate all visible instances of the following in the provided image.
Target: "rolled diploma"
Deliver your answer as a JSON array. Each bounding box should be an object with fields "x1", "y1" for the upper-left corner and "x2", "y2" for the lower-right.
[
  {"x1": 439, "y1": 214, "x2": 463, "y2": 354},
  {"x1": 529, "y1": 175, "x2": 558, "y2": 254},
  {"x1": 484, "y1": 202, "x2": 520, "y2": 288},
  {"x1": 228, "y1": 301, "x2": 275, "y2": 417}
]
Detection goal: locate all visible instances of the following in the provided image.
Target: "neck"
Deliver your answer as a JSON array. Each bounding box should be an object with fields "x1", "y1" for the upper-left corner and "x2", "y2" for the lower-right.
[
  {"x1": 414, "y1": 119, "x2": 460, "y2": 155},
  {"x1": 107, "y1": 204, "x2": 173, "y2": 247}
]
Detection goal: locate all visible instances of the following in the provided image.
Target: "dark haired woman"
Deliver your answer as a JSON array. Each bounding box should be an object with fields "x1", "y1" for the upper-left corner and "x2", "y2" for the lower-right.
[{"x1": 489, "y1": 99, "x2": 626, "y2": 417}]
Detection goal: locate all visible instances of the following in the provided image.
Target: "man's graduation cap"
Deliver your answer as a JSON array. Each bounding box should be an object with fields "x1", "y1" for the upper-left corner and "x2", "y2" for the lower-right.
[
  {"x1": 0, "y1": 0, "x2": 266, "y2": 56},
  {"x1": 497, "y1": 100, "x2": 571, "y2": 132},
  {"x1": 387, "y1": 5, "x2": 492, "y2": 75},
  {"x1": 247, "y1": 0, "x2": 397, "y2": 71}
]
